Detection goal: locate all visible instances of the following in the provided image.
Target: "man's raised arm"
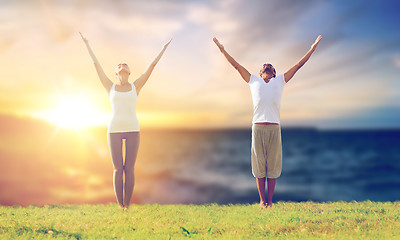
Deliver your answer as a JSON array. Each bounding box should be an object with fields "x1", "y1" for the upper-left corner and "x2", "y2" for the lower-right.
[
  {"x1": 213, "y1": 37, "x2": 251, "y2": 83},
  {"x1": 284, "y1": 35, "x2": 322, "y2": 83}
]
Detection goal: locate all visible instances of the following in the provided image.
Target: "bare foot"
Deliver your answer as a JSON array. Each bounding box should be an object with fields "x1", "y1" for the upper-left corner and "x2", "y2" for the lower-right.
[
  {"x1": 118, "y1": 204, "x2": 124, "y2": 210},
  {"x1": 260, "y1": 201, "x2": 267, "y2": 209},
  {"x1": 266, "y1": 202, "x2": 273, "y2": 208}
]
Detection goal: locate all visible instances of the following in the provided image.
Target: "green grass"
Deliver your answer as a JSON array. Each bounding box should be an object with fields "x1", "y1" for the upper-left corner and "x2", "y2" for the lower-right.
[{"x1": 1, "y1": 201, "x2": 399, "y2": 239}]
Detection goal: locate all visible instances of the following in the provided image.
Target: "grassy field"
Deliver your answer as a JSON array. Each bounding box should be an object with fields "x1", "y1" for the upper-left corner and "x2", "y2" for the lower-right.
[{"x1": 1, "y1": 201, "x2": 399, "y2": 239}]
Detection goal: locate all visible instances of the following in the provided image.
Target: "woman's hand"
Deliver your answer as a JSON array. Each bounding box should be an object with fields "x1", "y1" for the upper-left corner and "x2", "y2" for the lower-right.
[
  {"x1": 213, "y1": 37, "x2": 224, "y2": 52},
  {"x1": 79, "y1": 32, "x2": 89, "y2": 45},
  {"x1": 163, "y1": 38, "x2": 172, "y2": 49},
  {"x1": 311, "y1": 35, "x2": 322, "y2": 50}
]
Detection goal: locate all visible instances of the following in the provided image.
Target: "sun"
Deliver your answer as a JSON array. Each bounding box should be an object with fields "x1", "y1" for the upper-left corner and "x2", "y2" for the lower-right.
[{"x1": 38, "y1": 94, "x2": 109, "y2": 130}]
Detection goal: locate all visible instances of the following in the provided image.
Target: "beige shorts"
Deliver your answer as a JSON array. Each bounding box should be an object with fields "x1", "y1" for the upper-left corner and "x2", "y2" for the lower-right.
[{"x1": 251, "y1": 124, "x2": 282, "y2": 179}]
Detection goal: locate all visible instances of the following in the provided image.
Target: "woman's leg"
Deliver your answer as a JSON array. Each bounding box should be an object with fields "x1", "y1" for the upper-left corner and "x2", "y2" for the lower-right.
[
  {"x1": 123, "y1": 132, "x2": 140, "y2": 207},
  {"x1": 107, "y1": 133, "x2": 124, "y2": 207}
]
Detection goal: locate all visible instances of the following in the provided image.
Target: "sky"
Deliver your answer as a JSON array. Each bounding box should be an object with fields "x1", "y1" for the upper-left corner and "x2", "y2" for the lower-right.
[{"x1": 1, "y1": 0, "x2": 400, "y2": 129}]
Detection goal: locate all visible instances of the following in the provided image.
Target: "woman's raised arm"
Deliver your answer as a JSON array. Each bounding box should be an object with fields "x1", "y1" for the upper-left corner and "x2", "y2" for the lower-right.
[
  {"x1": 80, "y1": 32, "x2": 113, "y2": 93},
  {"x1": 134, "y1": 39, "x2": 172, "y2": 95}
]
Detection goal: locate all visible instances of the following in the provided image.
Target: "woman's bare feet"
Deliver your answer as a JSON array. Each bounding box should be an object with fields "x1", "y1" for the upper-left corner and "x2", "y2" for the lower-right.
[{"x1": 260, "y1": 201, "x2": 267, "y2": 209}]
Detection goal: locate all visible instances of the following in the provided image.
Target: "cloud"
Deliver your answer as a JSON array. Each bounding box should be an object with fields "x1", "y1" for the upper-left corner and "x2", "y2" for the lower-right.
[{"x1": 393, "y1": 54, "x2": 400, "y2": 68}]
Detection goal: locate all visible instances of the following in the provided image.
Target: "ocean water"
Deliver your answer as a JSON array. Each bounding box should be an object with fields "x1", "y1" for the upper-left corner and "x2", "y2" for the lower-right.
[{"x1": 135, "y1": 128, "x2": 400, "y2": 204}]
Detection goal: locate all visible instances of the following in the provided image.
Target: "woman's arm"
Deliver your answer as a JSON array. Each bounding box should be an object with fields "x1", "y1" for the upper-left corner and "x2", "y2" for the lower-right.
[
  {"x1": 284, "y1": 35, "x2": 322, "y2": 83},
  {"x1": 79, "y1": 32, "x2": 113, "y2": 93},
  {"x1": 134, "y1": 39, "x2": 172, "y2": 95},
  {"x1": 213, "y1": 37, "x2": 250, "y2": 83}
]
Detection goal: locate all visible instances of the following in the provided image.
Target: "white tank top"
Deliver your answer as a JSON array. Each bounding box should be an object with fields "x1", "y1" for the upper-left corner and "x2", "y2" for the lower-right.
[{"x1": 107, "y1": 83, "x2": 140, "y2": 133}]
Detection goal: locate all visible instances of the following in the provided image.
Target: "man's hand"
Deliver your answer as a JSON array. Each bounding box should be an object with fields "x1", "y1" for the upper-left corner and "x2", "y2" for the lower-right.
[
  {"x1": 213, "y1": 37, "x2": 224, "y2": 52},
  {"x1": 311, "y1": 35, "x2": 322, "y2": 50}
]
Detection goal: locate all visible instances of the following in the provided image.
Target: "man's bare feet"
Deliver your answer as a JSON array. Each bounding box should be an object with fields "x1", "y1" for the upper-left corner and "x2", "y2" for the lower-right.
[
  {"x1": 266, "y1": 202, "x2": 273, "y2": 208},
  {"x1": 260, "y1": 201, "x2": 267, "y2": 209}
]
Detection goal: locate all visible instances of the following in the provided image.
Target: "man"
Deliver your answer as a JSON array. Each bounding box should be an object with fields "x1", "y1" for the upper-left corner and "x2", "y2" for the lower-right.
[{"x1": 213, "y1": 35, "x2": 322, "y2": 208}]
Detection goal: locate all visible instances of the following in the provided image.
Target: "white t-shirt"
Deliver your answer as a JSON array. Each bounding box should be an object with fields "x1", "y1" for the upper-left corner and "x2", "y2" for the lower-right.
[{"x1": 248, "y1": 74, "x2": 286, "y2": 124}]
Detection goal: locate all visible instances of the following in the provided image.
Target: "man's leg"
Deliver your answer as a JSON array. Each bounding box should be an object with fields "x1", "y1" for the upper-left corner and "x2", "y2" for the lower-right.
[
  {"x1": 267, "y1": 178, "x2": 276, "y2": 207},
  {"x1": 256, "y1": 177, "x2": 267, "y2": 207},
  {"x1": 252, "y1": 125, "x2": 268, "y2": 208},
  {"x1": 265, "y1": 125, "x2": 282, "y2": 207}
]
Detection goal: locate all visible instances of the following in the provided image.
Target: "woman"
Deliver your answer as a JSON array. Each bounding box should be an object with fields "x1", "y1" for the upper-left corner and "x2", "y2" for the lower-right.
[
  {"x1": 80, "y1": 32, "x2": 171, "y2": 210},
  {"x1": 213, "y1": 35, "x2": 322, "y2": 208}
]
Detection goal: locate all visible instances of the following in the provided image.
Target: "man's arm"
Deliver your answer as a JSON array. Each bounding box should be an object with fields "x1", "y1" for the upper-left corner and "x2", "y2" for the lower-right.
[
  {"x1": 213, "y1": 37, "x2": 251, "y2": 83},
  {"x1": 134, "y1": 39, "x2": 172, "y2": 95},
  {"x1": 284, "y1": 35, "x2": 322, "y2": 83}
]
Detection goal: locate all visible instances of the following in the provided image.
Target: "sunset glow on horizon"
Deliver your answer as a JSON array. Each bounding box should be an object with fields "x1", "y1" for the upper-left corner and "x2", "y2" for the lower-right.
[{"x1": 33, "y1": 93, "x2": 109, "y2": 129}]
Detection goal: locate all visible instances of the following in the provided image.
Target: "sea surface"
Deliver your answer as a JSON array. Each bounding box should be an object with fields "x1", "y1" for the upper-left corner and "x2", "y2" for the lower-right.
[
  {"x1": 135, "y1": 128, "x2": 400, "y2": 204},
  {"x1": 2, "y1": 115, "x2": 399, "y2": 205}
]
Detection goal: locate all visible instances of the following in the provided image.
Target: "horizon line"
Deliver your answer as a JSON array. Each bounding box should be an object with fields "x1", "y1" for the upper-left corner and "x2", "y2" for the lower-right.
[{"x1": 2, "y1": 112, "x2": 400, "y2": 132}]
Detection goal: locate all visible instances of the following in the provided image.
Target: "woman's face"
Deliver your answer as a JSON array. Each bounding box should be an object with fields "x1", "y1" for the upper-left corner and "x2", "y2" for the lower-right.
[{"x1": 115, "y1": 63, "x2": 131, "y2": 75}]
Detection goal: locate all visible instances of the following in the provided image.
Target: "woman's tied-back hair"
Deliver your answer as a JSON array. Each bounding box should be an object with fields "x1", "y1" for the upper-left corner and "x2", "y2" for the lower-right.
[{"x1": 260, "y1": 63, "x2": 276, "y2": 78}]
